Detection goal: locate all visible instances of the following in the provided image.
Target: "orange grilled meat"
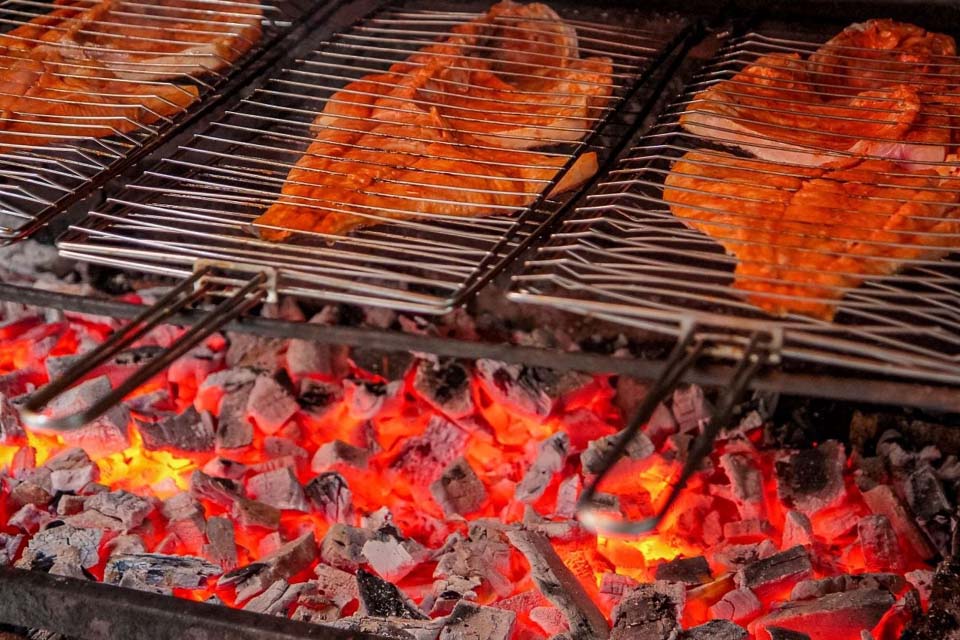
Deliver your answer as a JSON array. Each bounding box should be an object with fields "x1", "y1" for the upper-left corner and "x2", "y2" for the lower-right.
[
  {"x1": 255, "y1": 0, "x2": 612, "y2": 240},
  {"x1": 680, "y1": 20, "x2": 959, "y2": 168},
  {"x1": 663, "y1": 150, "x2": 960, "y2": 320}
]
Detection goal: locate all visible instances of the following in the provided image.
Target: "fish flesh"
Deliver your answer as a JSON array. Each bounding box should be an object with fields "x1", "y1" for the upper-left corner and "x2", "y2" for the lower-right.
[
  {"x1": 0, "y1": 0, "x2": 262, "y2": 81},
  {"x1": 662, "y1": 150, "x2": 960, "y2": 320},
  {"x1": 679, "y1": 20, "x2": 958, "y2": 168},
  {"x1": 255, "y1": 1, "x2": 612, "y2": 240}
]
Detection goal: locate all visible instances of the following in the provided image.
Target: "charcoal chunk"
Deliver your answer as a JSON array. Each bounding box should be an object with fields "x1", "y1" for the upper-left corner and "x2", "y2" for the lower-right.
[
  {"x1": 749, "y1": 589, "x2": 894, "y2": 640},
  {"x1": 681, "y1": 620, "x2": 748, "y2": 640},
  {"x1": 736, "y1": 546, "x2": 812, "y2": 598},
  {"x1": 611, "y1": 584, "x2": 679, "y2": 640},
  {"x1": 136, "y1": 407, "x2": 214, "y2": 452},
  {"x1": 104, "y1": 554, "x2": 220, "y2": 589},
  {"x1": 516, "y1": 433, "x2": 569, "y2": 503},
  {"x1": 305, "y1": 473, "x2": 353, "y2": 522},
  {"x1": 655, "y1": 556, "x2": 712, "y2": 586},
  {"x1": 440, "y1": 601, "x2": 515, "y2": 640},
  {"x1": 766, "y1": 629, "x2": 810, "y2": 640},
  {"x1": 775, "y1": 441, "x2": 845, "y2": 515},
  {"x1": 430, "y1": 458, "x2": 486, "y2": 517},
  {"x1": 356, "y1": 568, "x2": 428, "y2": 620},
  {"x1": 17, "y1": 525, "x2": 101, "y2": 570}
]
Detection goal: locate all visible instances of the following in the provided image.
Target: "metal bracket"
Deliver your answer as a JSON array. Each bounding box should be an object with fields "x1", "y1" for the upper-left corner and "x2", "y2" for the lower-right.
[
  {"x1": 576, "y1": 328, "x2": 776, "y2": 536},
  {"x1": 21, "y1": 268, "x2": 272, "y2": 432}
]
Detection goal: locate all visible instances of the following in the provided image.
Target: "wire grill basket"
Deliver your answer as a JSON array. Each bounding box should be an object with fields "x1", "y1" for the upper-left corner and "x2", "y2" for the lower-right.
[
  {"x1": 510, "y1": 24, "x2": 960, "y2": 385},
  {"x1": 58, "y1": 2, "x2": 690, "y2": 314}
]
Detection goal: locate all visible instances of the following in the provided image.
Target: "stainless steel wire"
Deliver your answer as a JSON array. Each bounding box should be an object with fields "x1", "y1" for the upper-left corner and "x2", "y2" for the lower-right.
[
  {"x1": 510, "y1": 26, "x2": 960, "y2": 384},
  {"x1": 0, "y1": 0, "x2": 289, "y2": 241},
  {"x1": 60, "y1": 4, "x2": 686, "y2": 314}
]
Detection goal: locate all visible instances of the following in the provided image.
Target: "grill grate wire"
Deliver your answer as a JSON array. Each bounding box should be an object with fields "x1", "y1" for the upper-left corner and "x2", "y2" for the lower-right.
[
  {"x1": 0, "y1": 0, "x2": 301, "y2": 241},
  {"x1": 57, "y1": 3, "x2": 690, "y2": 314},
  {"x1": 509, "y1": 26, "x2": 960, "y2": 385}
]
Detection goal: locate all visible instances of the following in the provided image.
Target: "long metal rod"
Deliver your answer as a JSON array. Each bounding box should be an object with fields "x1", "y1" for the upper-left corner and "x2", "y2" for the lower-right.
[
  {"x1": 0, "y1": 282, "x2": 955, "y2": 412},
  {"x1": 0, "y1": 567, "x2": 381, "y2": 640}
]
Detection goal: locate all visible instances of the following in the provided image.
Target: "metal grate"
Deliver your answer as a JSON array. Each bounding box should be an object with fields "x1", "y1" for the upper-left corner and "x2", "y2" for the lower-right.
[
  {"x1": 510, "y1": 25, "x2": 960, "y2": 385},
  {"x1": 57, "y1": 2, "x2": 689, "y2": 314},
  {"x1": 0, "y1": 0, "x2": 302, "y2": 241}
]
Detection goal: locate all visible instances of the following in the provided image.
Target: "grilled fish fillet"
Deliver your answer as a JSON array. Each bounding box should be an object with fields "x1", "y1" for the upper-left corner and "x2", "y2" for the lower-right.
[
  {"x1": 663, "y1": 150, "x2": 960, "y2": 320},
  {"x1": 255, "y1": 0, "x2": 612, "y2": 240},
  {"x1": 680, "y1": 20, "x2": 958, "y2": 168},
  {"x1": 0, "y1": 0, "x2": 262, "y2": 81}
]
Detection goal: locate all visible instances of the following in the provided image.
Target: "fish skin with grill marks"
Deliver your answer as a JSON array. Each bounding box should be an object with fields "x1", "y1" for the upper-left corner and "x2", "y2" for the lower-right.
[
  {"x1": 662, "y1": 150, "x2": 960, "y2": 320},
  {"x1": 254, "y1": 0, "x2": 612, "y2": 240}
]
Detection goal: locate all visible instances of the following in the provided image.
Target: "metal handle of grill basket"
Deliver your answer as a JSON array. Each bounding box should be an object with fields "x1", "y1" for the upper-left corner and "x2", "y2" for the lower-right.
[
  {"x1": 21, "y1": 268, "x2": 270, "y2": 432},
  {"x1": 576, "y1": 331, "x2": 771, "y2": 537}
]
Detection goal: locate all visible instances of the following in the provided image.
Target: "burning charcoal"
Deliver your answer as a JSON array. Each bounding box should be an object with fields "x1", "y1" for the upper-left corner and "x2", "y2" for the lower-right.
[
  {"x1": 904, "y1": 569, "x2": 934, "y2": 604},
  {"x1": 356, "y1": 568, "x2": 428, "y2": 619},
  {"x1": 264, "y1": 436, "x2": 308, "y2": 461},
  {"x1": 56, "y1": 494, "x2": 86, "y2": 516},
  {"x1": 298, "y1": 379, "x2": 345, "y2": 421},
  {"x1": 190, "y1": 470, "x2": 243, "y2": 507},
  {"x1": 231, "y1": 498, "x2": 281, "y2": 530},
  {"x1": 80, "y1": 490, "x2": 154, "y2": 530},
  {"x1": 655, "y1": 556, "x2": 712, "y2": 586},
  {"x1": 430, "y1": 458, "x2": 486, "y2": 517},
  {"x1": 862, "y1": 485, "x2": 936, "y2": 560},
  {"x1": 8, "y1": 503, "x2": 53, "y2": 534},
  {"x1": 203, "y1": 517, "x2": 237, "y2": 571},
  {"x1": 790, "y1": 574, "x2": 905, "y2": 601},
  {"x1": 196, "y1": 367, "x2": 258, "y2": 411},
  {"x1": 9, "y1": 481, "x2": 52, "y2": 508},
  {"x1": 858, "y1": 515, "x2": 900, "y2": 572},
  {"x1": 516, "y1": 433, "x2": 570, "y2": 504},
  {"x1": 672, "y1": 384, "x2": 712, "y2": 434},
  {"x1": 412, "y1": 359, "x2": 474, "y2": 419},
  {"x1": 719, "y1": 453, "x2": 766, "y2": 519},
  {"x1": 440, "y1": 601, "x2": 516, "y2": 640},
  {"x1": 18, "y1": 524, "x2": 102, "y2": 569},
  {"x1": 106, "y1": 534, "x2": 146, "y2": 557},
  {"x1": 314, "y1": 563, "x2": 361, "y2": 608},
  {"x1": 901, "y1": 557, "x2": 960, "y2": 639},
  {"x1": 321, "y1": 524, "x2": 373, "y2": 572},
  {"x1": 710, "y1": 588, "x2": 762, "y2": 625},
  {"x1": 0, "y1": 533, "x2": 23, "y2": 567},
  {"x1": 475, "y1": 360, "x2": 553, "y2": 420},
  {"x1": 581, "y1": 430, "x2": 654, "y2": 475},
  {"x1": 344, "y1": 379, "x2": 403, "y2": 421},
  {"x1": 724, "y1": 519, "x2": 775, "y2": 543},
  {"x1": 216, "y1": 385, "x2": 254, "y2": 450},
  {"x1": 681, "y1": 620, "x2": 749, "y2": 640},
  {"x1": 362, "y1": 525, "x2": 431, "y2": 582},
  {"x1": 905, "y1": 465, "x2": 953, "y2": 555},
  {"x1": 247, "y1": 467, "x2": 308, "y2": 512},
  {"x1": 506, "y1": 529, "x2": 609, "y2": 640},
  {"x1": 748, "y1": 589, "x2": 894, "y2": 640},
  {"x1": 135, "y1": 407, "x2": 214, "y2": 453},
  {"x1": 434, "y1": 524, "x2": 513, "y2": 598},
  {"x1": 0, "y1": 393, "x2": 24, "y2": 444},
  {"x1": 225, "y1": 334, "x2": 285, "y2": 372},
  {"x1": 161, "y1": 493, "x2": 205, "y2": 528},
  {"x1": 246, "y1": 375, "x2": 298, "y2": 435},
  {"x1": 291, "y1": 601, "x2": 338, "y2": 625},
  {"x1": 202, "y1": 457, "x2": 248, "y2": 480},
  {"x1": 555, "y1": 475, "x2": 581, "y2": 519},
  {"x1": 609, "y1": 584, "x2": 678, "y2": 640},
  {"x1": 522, "y1": 508, "x2": 585, "y2": 543},
  {"x1": 244, "y1": 579, "x2": 316, "y2": 616},
  {"x1": 766, "y1": 629, "x2": 810, "y2": 640},
  {"x1": 391, "y1": 416, "x2": 469, "y2": 486},
  {"x1": 104, "y1": 554, "x2": 220, "y2": 589},
  {"x1": 598, "y1": 572, "x2": 641, "y2": 608},
  {"x1": 48, "y1": 376, "x2": 131, "y2": 457},
  {"x1": 219, "y1": 532, "x2": 318, "y2": 603},
  {"x1": 311, "y1": 440, "x2": 370, "y2": 473},
  {"x1": 782, "y1": 511, "x2": 814, "y2": 549},
  {"x1": 305, "y1": 473, "x2": 353, "y2": 523},
  {"x1": 531, "y1": 606, "x2": 568, "y2": 636},
  {"x1": 48, "y1": 546, "x2": 87, "y2": 580},
  {"x1": 775, "y1": 441, "x2": 845, "y2": 515},
  {"x1": 736, "y1": 546, "x2": 812, "y2": 599}
]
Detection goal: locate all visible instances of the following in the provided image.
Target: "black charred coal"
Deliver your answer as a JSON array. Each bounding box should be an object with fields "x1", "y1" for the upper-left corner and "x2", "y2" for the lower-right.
[
  {"x1": 355, "y1": 569, "x2": 427, "y2": 620},
  {"x1": 680, "y1": 620, "x2": 748, "y2": 640},
  {"x1": 655, "y1": 556, "x2": 712, "y2": 586},
  {"x1": 901, "y1": 557, "x2": 960, "y2": 640}
]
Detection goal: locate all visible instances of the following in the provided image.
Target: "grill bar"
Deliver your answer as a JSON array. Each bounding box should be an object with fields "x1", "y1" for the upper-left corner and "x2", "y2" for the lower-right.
[
  {"x1": 58, "y1": 2, "x2": 692, "y2": 314},
  {"x1": 510, "y1": 23, "x2": 960, "y2": 386}
]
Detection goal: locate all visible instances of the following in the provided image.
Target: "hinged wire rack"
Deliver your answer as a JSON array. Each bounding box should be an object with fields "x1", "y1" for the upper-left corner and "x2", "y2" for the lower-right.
[
  {"x1": 56, "y1": 2, "x2": 692, "y2": 314},
  {"x1": 510, "y1": 24, "x2": 960, "y2": 386},
  {"x1": 0, "y1": 0, "x2": 306, "y2": 242}
]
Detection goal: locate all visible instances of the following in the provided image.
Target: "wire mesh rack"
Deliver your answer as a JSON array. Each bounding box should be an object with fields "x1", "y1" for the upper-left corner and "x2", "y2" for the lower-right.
[
  {"x1": 510, "y1": 22, "x2": 960, "y2": 385},
  {"x1": 56, "y1": 1, "x2": 691, "y2": 314},
  {"x1": 0, "y1": 0, "x2": 305, "y2": 242}
]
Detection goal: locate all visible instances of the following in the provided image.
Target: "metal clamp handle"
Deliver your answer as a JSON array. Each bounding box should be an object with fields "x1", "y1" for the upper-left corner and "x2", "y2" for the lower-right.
[
  {"x1": 577, "y1": 330, "x2": 771, "y2": 537},
  {"x1": 22, "y1": 268, "x2": 271, "y2": 432}
]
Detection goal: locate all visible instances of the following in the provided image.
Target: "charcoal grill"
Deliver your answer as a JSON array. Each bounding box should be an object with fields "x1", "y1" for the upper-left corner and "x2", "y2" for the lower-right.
[{"x1": 0, "y1": 1, "x2": 957, "y2": 637}]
